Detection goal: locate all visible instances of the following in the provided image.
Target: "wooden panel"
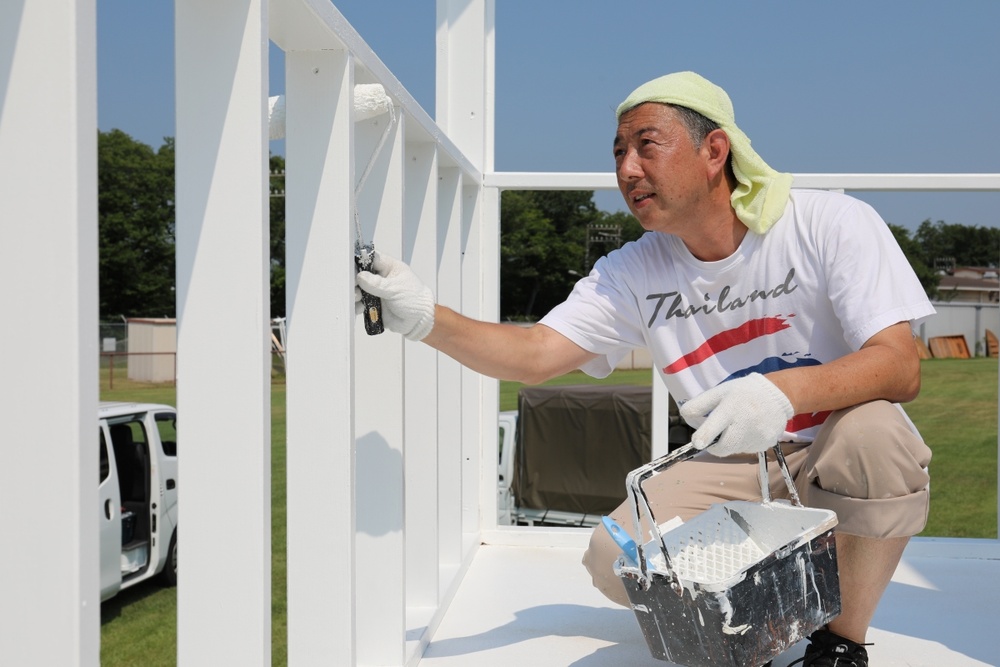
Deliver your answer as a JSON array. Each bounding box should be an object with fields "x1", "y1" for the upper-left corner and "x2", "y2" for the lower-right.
[
  {"x1": 914, "y1": 336, "x2": 933, "y2": 360},
  {"x1": 928, "y1": 335, "x2": 971, "y2": 359},
  {"x1": 987, "y1": 329, "x2": 999, "y2": 358}
]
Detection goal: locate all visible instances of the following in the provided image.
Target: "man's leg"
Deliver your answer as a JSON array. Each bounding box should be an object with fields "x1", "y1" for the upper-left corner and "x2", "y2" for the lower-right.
[
  {"x1": 798, "y1": 401, "x2": 931, "y2": 644},
  {"x1": 828, "y1": 534, "x2": 908, "y2": 643},
  {"x1": 582, "y1": 446, "x2": 809, "y2": 607}
]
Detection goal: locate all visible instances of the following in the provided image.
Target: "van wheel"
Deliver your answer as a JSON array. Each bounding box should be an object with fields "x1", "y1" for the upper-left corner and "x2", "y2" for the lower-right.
[{"x1": 160, "y1": 530, "x2": 178, "y2": 587}]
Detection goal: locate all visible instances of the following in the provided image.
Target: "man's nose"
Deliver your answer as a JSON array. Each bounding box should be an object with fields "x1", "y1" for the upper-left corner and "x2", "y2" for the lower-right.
[{"x1": 617, "y1": 149, "x2": 642, "y2": 180}]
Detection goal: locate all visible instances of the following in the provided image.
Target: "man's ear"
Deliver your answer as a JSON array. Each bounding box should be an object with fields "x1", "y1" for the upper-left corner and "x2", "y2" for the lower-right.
[{"x1": 703, "y1": 128, "x2": 732, "y2": 181}]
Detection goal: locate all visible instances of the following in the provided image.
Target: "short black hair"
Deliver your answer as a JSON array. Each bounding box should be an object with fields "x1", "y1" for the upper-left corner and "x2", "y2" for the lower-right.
[
  {"x1": 668, "y1": 104, "x2": 735, "y2": 183},
  {"x1": 669, "y1": 104, "x2": 720, "y2": 146}
]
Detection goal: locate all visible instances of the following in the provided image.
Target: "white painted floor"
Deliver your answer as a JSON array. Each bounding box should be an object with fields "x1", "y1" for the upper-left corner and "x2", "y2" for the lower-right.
[{"x1": 418, "y1": 544, "x2": 999, "y2": 667}]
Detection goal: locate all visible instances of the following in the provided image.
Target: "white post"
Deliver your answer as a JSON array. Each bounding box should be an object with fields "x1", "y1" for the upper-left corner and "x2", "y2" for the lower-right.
[
  {"x1": 353, "y1": 90, "x2": 406, "y2": 666},
  {"x1": 174, "y1": 1, "x2": 271, "y2": 663},
  {"x1": 436, "y1": 0, "x2": 495, "y2": 174},
  {"x1": 437, "y1": 0, "x2": 496, "y2": 547},
  {"x1": 283, "y1": 49, "x2": 357, "y2": 664},
  {"x1": 651, "y1": 373, "x2": 671, "y2": 459},
  {"x1": 0, "y1": 0, "x2": 99, "y2": 663},
  {"x1": 404, "y1": 139, "x2": 441, "y2": 614},
  {"x1": 436, "y1": 168, "x2": 465, "y2": 571},
  {"x1": 461, "y1": 184, "x2": 486, "y2": 541}
]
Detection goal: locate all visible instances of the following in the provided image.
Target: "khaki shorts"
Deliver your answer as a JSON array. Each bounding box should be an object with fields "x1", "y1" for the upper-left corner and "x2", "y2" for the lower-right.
[{"x1": 583, "y1": 400, "x2": 932, "y2": 606}]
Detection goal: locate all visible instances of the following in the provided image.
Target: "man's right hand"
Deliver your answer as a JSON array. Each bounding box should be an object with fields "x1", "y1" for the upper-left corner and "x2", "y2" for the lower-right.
[{"x1": 355, "y1": 252, "x2": 435, "y2": 341}]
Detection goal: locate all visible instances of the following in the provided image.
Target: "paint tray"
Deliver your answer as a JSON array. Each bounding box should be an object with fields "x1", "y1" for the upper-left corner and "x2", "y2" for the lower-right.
[{"x1": 613, "y1": 444, "x2": 840, "y2": 667}]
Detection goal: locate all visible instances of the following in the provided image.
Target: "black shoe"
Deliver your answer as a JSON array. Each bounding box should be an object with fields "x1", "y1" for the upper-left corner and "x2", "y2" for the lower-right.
[{"x1": 788, "y1": 628, "x2": 871, "y2": 666}]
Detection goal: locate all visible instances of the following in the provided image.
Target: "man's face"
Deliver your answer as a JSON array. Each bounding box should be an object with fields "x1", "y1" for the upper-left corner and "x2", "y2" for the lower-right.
[{"x1": 614, "y1": 103, "x2": 710, "y2": 235}]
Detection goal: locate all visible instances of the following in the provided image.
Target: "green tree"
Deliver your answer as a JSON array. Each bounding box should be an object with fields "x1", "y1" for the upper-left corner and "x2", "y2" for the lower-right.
[
  {"x1": 887, "y1": 223, "x2": 939, "y2": 298},
  {"x1": 914, "y1": 219, "x2": 1000, "y2": 270},
  {"x1": 98, "y1": 129, "x2": 175, "y2": 318},
  {"x1": 500, "y1": 190, "x2": 596, "y2": 319},
  {"x1": 269, "y1": 154, "x2": 286, "y2": 318}
]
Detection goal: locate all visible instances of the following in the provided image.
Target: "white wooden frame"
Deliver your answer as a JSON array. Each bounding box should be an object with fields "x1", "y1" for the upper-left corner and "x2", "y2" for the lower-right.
[{"x1": 1, "y1": 0, "x2": 997, "y2": 665}]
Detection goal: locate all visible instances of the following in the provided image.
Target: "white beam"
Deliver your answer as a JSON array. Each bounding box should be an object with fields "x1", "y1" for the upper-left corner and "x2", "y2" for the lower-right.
[
  {"x1": 404, "y1": 139, "x2": 441, "y2": 614},
  {"x1": 354, "y1": 87, "x2": 406, "y2": 667},
  {"x1": 283, "y1": 49, "x2": 357, "y2": 665},
  {"x1": 436, "y1": 168, "x2": 465, "y2": 575},
  {"x1": 436, "y1": 0, "x2": 495, "y2": 172},
  {"x1": 461, "y1": 183, "x2": 486, "y2": 545},
  {"x1": 0, "y1": 0, "x2": 99, "y2": 663},
  {"x1": 175, "y1": 1, "x2": 271, "y2": 663},
  {"x1": 485, "y1": 171, "x2": 1000, "y2": 193}
]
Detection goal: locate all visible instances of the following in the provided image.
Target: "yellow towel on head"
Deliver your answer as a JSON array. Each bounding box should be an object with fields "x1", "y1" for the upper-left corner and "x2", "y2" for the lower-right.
[{"x1": 616, "y1": 72, "x2": 792, "y2": 235}]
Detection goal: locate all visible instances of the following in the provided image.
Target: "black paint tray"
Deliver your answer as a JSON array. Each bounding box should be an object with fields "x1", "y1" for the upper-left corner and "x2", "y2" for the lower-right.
[{"x1": 613, "y1": 445, "x2": 840, "y2": 667}]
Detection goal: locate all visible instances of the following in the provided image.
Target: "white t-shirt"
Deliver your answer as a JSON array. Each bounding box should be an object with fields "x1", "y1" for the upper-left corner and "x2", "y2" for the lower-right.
[{"x1": 540, "y1": 189, "x2": 935, "y2": 442}]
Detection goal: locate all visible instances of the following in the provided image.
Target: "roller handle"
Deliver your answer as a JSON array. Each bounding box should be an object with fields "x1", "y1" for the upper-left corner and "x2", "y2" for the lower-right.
[{"x1": 355, "y1": 245, "x2": 384, "y2": 336}]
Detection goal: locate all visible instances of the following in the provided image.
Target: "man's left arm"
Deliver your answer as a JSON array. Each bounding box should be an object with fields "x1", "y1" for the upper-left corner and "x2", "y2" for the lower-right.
[
  {"x1": 767, "y1": 321, "x2": 921, "y2": 416},
  {"x1": 680, "y1": 321, "x2": 920, "y2": 456}
]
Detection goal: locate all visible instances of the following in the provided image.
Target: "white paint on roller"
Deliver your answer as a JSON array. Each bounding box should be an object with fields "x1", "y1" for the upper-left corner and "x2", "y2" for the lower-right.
[
  {"x1": 267, "y1": 83, "x2": 392, "y2": 140},
  {"x1": 352, "y1": 83, "x2": 393, "y2": 121},
  {"x1": 268, "y1": 94, "x2": 286, "y2": 140}
]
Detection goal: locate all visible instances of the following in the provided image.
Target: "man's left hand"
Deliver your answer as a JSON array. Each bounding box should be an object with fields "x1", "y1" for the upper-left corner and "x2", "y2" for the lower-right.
[{"x1": 679, "y1": 373, "x2": 794, "y2": 457}]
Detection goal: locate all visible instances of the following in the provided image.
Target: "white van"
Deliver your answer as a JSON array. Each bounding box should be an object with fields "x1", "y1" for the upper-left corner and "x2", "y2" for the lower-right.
[{"x1": 98, "y1": 401, "x2": 179, "y2": 602}]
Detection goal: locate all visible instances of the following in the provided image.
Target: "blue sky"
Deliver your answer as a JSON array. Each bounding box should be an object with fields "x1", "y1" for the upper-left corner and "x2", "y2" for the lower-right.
[{"x1": 98, "y1": 1, "x2": 1000, "y2": 232}]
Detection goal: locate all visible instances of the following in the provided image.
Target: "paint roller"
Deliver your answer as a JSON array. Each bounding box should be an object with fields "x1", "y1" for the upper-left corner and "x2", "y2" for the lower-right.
[
  {"x1": 266, "y1": 83, "x2": 393, "y2": 138},
  {"x1": 268, "y1": 84, "x2": 395, "y2": 335}
]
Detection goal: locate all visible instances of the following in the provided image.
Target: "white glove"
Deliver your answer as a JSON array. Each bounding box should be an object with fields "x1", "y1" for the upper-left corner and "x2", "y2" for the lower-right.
[
  {"x1": 679, "y1": 373, "x2": 794, "y2": 457},
  {"x1": 355, "y1": 252, "x2": 435, "y2": 341}
]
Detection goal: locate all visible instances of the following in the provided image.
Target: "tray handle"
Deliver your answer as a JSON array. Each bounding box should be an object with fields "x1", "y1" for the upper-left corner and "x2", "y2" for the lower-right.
[{"x1": 625, "y1": 443, "x2": 801, "y2": 591}]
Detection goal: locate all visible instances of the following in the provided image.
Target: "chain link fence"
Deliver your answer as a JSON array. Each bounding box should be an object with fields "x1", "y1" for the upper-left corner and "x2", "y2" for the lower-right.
[{"x1": 98, "y1": 321, "x2": 286, "y2": 391}]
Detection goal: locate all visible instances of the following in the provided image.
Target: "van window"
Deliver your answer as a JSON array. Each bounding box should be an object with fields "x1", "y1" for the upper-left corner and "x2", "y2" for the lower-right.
[
  {"x1": 100, "y1": 429, "x2": 110, "y2": 483},
  {"x1": 155, "y1": 412, "x2": 177, "y2": 457},
  {"x1": 108, "y1": 419, "x2": 149, "y2": 503},
  {"x1": 498, "y1": 424, "x2": 507, "y2": 463}
]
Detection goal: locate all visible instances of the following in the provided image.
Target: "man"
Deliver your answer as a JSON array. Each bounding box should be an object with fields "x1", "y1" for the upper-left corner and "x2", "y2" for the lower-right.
[{"x1": 356, "y1": 71, "x2": 933, "y2": 667}]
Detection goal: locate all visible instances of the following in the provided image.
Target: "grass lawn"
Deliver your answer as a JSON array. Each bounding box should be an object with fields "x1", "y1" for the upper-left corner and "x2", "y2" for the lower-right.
[
  {"x1": 98, "y1": 359, "x2": 997, "y2": 664},
  {"x1": 907, "y1": 358, "x2": 998, "y2": 538}
]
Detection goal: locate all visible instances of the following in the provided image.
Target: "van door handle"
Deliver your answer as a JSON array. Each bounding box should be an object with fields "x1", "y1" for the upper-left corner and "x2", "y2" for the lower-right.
[
  {"x1": 166, "y1": 479, "x2": 176, "y2": 490},
  {"x1": 105, "y1": 499, "x2": 113, "y2": 520}
]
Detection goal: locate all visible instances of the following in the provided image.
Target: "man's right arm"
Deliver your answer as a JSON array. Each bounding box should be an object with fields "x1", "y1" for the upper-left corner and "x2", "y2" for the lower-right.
[
  {"x1": 356, "y1": 252, "x2": 597, "y2": 384},
  {"x1": 423, "y1": 305, "x2": 598, "y2": 384}
]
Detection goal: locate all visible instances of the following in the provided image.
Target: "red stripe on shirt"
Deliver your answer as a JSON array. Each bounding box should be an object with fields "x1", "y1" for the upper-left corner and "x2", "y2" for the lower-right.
[{"x1": 663, "y1": 316, "x2": 793, "y2": 375}]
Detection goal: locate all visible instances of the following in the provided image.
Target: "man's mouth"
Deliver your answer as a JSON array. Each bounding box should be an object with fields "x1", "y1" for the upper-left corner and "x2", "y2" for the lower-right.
[{"x1": 633, "y1": 192, "x2": 654, "y2": 204}]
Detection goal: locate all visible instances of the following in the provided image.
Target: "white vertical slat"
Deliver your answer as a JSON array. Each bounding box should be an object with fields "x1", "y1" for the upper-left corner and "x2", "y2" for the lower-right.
[
  {"x1": 476, "y1": 186, "x2": 501, "y2": 530},
  {"x1": 435, "y1": 167, "x2": 465, "y2": 576},
  {"x1": 284, "y1": 49, "x2": 356, "y2": 665},
  {"x1": 438, "y1": 0, "x2": 495, "y2": 546},
  {"x1": 174, "y1": 1, "x2": 271, "y2": 664},
  {"x1": 435, "y1": 0, "x2": 494, "y2": 173},
  {"x1": 460, "y1": 184, "x2": 485, "y2": 543},
  {"x1": 354, "y1": 92, "x2": 406, "y2": 667},
  {"x1": 0, "y1": 1, "x2": 99, "y2": 663},
  {"x1": 404, "y1": 140, "x2": 441, "y2": 616},
  {"x1": 651, "y1": 372, "x2": 671, "y2": 459}
]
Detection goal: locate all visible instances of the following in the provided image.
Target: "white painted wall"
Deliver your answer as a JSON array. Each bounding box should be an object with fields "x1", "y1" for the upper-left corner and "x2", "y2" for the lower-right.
[{"x1": 0, "y1": 1, "x2": 100, "y2": 664}]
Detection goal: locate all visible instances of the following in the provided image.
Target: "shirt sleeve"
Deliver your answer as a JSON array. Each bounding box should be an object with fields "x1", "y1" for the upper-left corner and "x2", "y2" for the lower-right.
[
  {"x1": 539, "y1": 244, "x2": 650, "y2": 378},
  {"x1": 819, "y1": 196, "x2": 936, "y2": 349}
]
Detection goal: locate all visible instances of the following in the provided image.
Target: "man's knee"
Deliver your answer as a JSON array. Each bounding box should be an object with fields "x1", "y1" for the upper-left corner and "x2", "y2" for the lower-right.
[
  {"x1": 799, "y1": 401, "x2": 931, "y2": 537},
  {"x1": 808, "y1": 401, "x2": 930, "y2": 500},
  {"x1": 582, "y1": 525, "x2": 631, "y2": 608}
]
